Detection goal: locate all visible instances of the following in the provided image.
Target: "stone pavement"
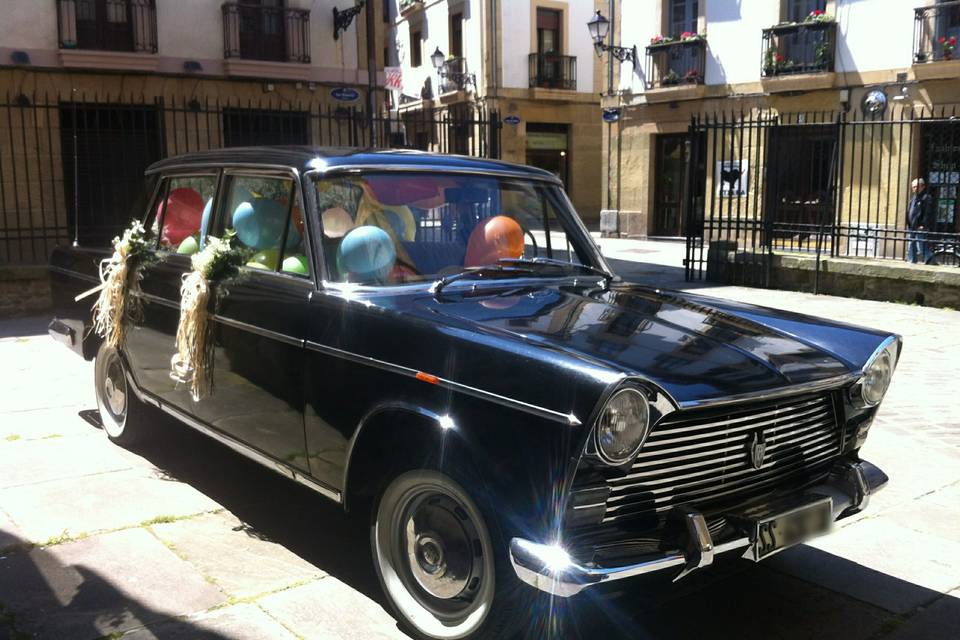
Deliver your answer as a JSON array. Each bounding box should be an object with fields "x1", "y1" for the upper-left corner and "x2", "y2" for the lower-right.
[{"x1": 0, "y1": 240, "x2": 958, "y2": 639}]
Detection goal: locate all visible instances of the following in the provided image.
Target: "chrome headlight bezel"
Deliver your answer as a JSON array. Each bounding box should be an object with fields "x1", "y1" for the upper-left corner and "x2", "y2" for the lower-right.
[
  {"x1": 855, "y1": 336, "x2": 901, "y2": 407},
  {"x1": 593, "y1": 386, "x2": 651, "y2": 466}
]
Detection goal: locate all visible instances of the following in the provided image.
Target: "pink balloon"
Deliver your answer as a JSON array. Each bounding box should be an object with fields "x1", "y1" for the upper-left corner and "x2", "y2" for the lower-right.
[{"x1": 160, "y1": 188, "x2": 205, "y2": 246}]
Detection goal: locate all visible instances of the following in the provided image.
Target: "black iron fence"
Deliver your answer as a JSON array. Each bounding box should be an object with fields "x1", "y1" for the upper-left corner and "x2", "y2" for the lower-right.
[
  {"x1": 913, "y1": 0, "x2": 960, "y2": 63},
  {"x1": 685, "y1": 107, "x2": 960, "y2": 288},
  {"x1": 761, "y1": 20, "x2": 836, "y2": 77},
  {"x1": 528, "y1": 53, "x2": 577, "y2": 90},
  {"x1": 57, "y1": 0, "x2": 158, "y2": 53},
  {"x1": 645, "y1": 38, "x2": 706, "y2": 88},
  {"x1": 0, "y1": 92, "x2": 500, "y2": 265},
  {"x1": 222, "y1": 1, "x2": 311, "y2": 63}
]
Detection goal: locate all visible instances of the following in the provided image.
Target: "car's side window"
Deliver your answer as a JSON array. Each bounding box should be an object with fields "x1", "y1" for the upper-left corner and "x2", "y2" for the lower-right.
[
  {"x1": 219, "y1": 174, "x2": 310, "y2": 277},
  {"x1": 150, "y1": 175, "x2": 218, "y2": 254}
]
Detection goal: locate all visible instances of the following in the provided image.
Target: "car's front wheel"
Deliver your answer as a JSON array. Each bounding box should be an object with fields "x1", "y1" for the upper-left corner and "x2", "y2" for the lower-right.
[
  {"x1": 94, "y1": 343, "x2": 146, "y2": 447},
  {"x1": 372, "y1": 469, "x2": 531, "y2": 640}
]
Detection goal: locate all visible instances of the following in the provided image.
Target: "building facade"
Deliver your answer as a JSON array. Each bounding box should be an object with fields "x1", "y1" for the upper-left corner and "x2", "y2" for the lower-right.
[
  {"x1": 389, "y1": 0, "x2": 605, "y2": 222},
  {"x1": 0, "y1": 0, "x2": 389, "y2": 269},
  {"x1": 602, "y1": 0, "x2": 960, "y2": 251}
]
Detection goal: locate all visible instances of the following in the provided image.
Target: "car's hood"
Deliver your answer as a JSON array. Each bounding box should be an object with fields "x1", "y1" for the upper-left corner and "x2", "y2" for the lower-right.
[{"x1": 410, "y1": 283, "x2": 861, "y2": 406}]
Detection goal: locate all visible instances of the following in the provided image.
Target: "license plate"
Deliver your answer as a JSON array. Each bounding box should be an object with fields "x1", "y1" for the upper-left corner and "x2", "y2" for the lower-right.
[{"x1": 743, "y1": 496, "x2": 833, "y2": 561}]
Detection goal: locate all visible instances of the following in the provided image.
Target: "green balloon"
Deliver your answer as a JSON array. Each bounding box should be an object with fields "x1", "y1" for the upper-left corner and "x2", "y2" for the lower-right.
[
  {"x1": 282, "y1": 254, "x2": 309, "y2": 275},
  {"x1": 177, "y1": 235, "x2": 199, "y2": 255}
]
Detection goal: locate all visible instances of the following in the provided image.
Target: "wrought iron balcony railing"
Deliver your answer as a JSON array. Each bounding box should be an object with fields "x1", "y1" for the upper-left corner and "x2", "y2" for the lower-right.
[
  {"x1": 222, "y1": 2, "x2": 310, "y2": 63},
  {"x1": 644, "y1": 38, "x2": 706, "y2": 88},
  {"x1": 914, "y1": 1, "x2": 960, "y2": 63},
  {"x1": 399, "y1": 0, "x2": 424, "y2": 16},
  {"x1": 528, "y1": 53, "x2": 577, "y2": 90},
  {"x1": 761, "y1": 20, "x2": 836, "y2": 77},
  {"x1": 57, "y1": 0, "x2": 158, "y2": 53}
]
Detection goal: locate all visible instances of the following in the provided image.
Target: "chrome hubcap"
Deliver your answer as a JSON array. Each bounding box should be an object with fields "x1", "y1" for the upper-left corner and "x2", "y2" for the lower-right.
[
  {"x1": 396, "y1": 491, "x2": 486, "y2": 611},
  {"x1": 103, "y1": 358, "x2": 127, "y2": 420}
]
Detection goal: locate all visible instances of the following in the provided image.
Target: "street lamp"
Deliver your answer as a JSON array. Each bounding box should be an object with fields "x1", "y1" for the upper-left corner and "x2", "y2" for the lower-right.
[
  {"x1": 431, "y1": 47, "x2": 475, "y2": 95},
  {"x1": 587, "y1": 10, "x2": 637, "y2": 69}
]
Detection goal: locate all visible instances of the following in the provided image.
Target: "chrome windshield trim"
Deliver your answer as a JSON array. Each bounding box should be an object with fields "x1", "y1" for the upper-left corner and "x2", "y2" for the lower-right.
[
  {"x1": 676, "y1": 373, "x2": 860, "y2": 410},
  {"x1": 305, "y1": 340, "x2": 580, "y2": 426}
]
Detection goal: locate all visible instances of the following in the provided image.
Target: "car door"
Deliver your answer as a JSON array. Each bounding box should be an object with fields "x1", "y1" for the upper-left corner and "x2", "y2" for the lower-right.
[
  {"x1": 124, "y1": 171, "x2": 220, "y2": 407},
  {"x1": 186, "y1": 169, "x2": 313, "y2": 472}
]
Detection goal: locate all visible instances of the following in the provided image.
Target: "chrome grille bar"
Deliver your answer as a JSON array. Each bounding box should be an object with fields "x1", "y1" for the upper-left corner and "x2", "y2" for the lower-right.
[{"x1": 597, "y1": 391, "x2": 842, "y2": 525}]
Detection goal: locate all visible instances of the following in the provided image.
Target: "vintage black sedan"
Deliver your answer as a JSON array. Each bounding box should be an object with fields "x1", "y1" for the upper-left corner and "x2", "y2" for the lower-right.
[{"x1": 49, "y1": 148, "x2": 899, "y2": 640}]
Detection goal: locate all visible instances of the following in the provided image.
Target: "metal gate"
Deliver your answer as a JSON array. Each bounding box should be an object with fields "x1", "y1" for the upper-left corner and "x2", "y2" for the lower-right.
[{"x1": 685, "y1": 107, "x2": 960, "y2": 287}]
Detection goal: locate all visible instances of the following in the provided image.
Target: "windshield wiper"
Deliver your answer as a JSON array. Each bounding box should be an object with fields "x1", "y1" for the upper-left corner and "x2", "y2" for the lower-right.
[
  {"x1": 498, "y1": 257, "x2": 613, "y2": 281},
  {"x1": 430, "y1": 265, "x2": 536, "y2": 296}
]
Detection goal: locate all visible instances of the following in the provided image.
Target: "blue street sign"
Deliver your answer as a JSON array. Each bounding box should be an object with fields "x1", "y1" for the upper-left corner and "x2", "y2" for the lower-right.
[
  {"x1": 331, "y1": 87, "x2": 361, "y2": 102},
  {"x1": 602, "y1": 108, "x2": 620, "y2": 123},
  {"x1": 503, "y1": 115, "x2": 521, "y2": 125}
]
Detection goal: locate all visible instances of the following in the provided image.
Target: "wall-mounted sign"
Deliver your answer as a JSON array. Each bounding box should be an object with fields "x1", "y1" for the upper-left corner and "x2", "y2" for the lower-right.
[
  {"x1": 716, "y1": 160, "x2": 749, "y2": 197},
  {"x1": 503, "y1": 115, "x2": 521, "y2": 125},
  {"x1": 526, "y1": 132, "x2": 568, "y2": 151},
  {"x1": 331, "y1": 87, "x2": 360, "y2": 103},
  {"x1": 384, "y1": 67, "x2": 403, "y2": 92},
  {"x1": 602, "y1": 108, "x2": 620, "y2": 123}
]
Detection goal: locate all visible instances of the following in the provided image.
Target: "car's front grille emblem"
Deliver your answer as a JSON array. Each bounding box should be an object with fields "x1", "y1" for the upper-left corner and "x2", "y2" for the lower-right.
[{"x1": 747, "y1": 431, "x2": 767, "y2": 470}]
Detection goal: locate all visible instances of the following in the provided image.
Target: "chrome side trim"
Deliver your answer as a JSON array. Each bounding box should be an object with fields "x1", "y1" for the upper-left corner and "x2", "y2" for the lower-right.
[
  {"x1": 314, "y1": 164, "x2": 564, "y2": 185},
  {"x1": 121, "y1": 366, "x2": 342, "y2": 503},
  {"x1": 305, "y1": 340, "x2": 580, "y2": 426},
  {"x1": 48, "y1": 265, "x2": 101, "y2": 286},
  {"x1": 676, "y1": 373, "x2": 859, "y2": 410},
  {"x1": 211, "y1": 314, "x2": 304, "y2": 348}
]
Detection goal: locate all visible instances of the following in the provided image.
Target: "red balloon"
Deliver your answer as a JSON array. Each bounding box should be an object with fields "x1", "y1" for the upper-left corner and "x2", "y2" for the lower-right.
[{"x1": 159, "y1": 188, "x2": 205, "y2": 246}]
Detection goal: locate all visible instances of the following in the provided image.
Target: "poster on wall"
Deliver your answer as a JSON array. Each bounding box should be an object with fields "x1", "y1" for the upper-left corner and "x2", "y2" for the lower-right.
[{"x1": 716, "y1": 160, "x2": 749, "y2": 197}]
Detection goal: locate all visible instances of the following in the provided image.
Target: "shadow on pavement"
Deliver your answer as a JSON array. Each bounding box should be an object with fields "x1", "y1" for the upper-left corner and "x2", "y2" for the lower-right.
[
  {"x1": 0, "y1": 315, "x2": 51, "y2": 339},
  {"x1": 605, "y1": 256, "x2": 710, "y2": 291},
  {"x1": 0, "y1": 531, "x2": 233, "y2": 640}
]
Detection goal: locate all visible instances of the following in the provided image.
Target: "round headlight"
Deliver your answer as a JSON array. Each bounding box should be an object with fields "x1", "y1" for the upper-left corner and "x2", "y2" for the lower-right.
[
  {"x1": 861, "y1": 343, "x2": 896, "y2": 406},
  {"x1": 595, "y1": 388, "x2": 650, "y2": 465}
]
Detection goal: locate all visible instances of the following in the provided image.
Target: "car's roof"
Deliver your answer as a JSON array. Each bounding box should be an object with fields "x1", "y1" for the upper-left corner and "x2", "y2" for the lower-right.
[{"x1": 147, "y1": 146, "x2": 559, "y2": 181}]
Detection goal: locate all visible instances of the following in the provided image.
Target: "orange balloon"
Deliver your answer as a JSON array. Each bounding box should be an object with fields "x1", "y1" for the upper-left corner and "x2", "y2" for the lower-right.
[{"x1": 464, "y1": 216, "x2": 524, "y2": 267}]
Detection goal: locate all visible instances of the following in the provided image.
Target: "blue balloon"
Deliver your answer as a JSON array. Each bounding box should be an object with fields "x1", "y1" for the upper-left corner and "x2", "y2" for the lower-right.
[
  {"x1": 337, "y1": 226, "x2": 396, "y2": 283},
  {"x1": 232, "y1": 199, "x2": 298, "y2": 250},
  {"x1": 199, "y1": 198, "x2": 213, "y2": 247}
]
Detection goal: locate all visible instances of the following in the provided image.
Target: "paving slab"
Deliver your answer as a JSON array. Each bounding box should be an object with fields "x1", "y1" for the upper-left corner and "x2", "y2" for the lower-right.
[
  {"x1": 256, "y1": 577, "x2": 409, "y2": 640},
  {"x1": 884, "y1": 593, "x2": 960, "y2": 640},
  {"x1": 0, "y1": 432, "x2": 135, "y2": 489},
  {"x1": 0, "y1": 336, "x2": 93, "y2": 413},
  {"x1": 0, "y1": 406, "x2": 100, "y2": 442},
  {"x1": 0, "y1": 527, "x2": 226, "y2": 639},
  {"x1": 121, "y1": 603, "x2": 297, "y2": 640},
  {"x1": 150, "y1": 511, "x2": 325, "y2": 600},
  {"x1": 880, "y1": 485, "x2": 960, "y2": 544},
  {"x1": 0, "y1": 466, "x2": 222, "y2": 543},
  {"x1": 766, "y1": 520, "x2": 960, "y2": 615},
  {"x1": 0, "y1": 506, "x2": 24, "y2": 552}
]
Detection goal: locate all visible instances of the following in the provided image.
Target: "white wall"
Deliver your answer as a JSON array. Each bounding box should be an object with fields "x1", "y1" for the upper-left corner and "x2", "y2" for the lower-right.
[
  {"x1": 834, "y1": 0, "x2": 915, "y2": 73},
  {"x1": 499, "y1": 0, "x2": 596, "y2": 94},
  {"x1": 1, "y1": 0, "x2": 59, "y2": 50},
  {"x1": 618, "y1": 0, "x2": 658, "y2": 93},
  {"x1": 703, "y1": 0, "x2": 778, "y2": 85}
]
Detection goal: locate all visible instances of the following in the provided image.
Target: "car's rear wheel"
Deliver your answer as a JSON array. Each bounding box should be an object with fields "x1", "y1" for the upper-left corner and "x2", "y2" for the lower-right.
[
  {"x1": 372, "y1": 469, "x2": 534, "y2": 640},
  {"x1": 94, "y1": 343, "x2": 145, "y2": 446}
]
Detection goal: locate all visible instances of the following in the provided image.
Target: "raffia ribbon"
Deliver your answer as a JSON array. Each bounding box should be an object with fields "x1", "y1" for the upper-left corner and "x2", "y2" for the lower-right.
[
  {"x1": 169, "y1": 270, "x2": 214, "y2": 401},
  {"x1": 89, "y1": 248, "x2": 142, "y2": 350}
]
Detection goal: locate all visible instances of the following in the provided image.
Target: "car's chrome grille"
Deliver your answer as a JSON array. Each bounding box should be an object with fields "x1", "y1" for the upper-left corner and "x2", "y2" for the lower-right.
[{"x1": 600, "y1": 392, "x2": 842, "y2": 525}]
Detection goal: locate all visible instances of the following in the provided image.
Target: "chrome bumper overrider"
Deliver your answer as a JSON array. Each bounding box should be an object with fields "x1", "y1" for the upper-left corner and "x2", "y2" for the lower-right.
[{"x1": 509, "y1": 459, "x2": 888, "y2": 598}]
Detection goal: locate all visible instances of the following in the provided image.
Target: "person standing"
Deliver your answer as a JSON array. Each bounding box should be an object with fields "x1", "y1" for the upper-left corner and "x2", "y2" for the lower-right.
[{"x1": 906, "y1": 177, "x2": 935, "y2": 264}]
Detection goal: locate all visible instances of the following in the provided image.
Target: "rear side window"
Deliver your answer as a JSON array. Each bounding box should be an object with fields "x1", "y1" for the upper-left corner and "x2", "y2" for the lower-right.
[
  {"x1": 151, "y1": 175, "x2": 218, "y2": 254},
  {"x1": 219, "y1": 175, "x2": 310, "y2": 277}
]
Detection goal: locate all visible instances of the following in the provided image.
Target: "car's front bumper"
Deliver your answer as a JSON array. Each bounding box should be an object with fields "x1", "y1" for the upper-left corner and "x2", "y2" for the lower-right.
[{"x1": 509, "y1": 459, "x2": 888, "y2": 598}]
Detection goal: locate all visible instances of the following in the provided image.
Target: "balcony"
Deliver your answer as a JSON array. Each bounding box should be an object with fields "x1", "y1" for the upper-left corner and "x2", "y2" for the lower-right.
[
  {"x1": 644, "y1": 38, "x2": 705, "y2": 101},
  {"x1": 57, "y1": 0, "x2": 158, "y2": 52},
  {"x1": 439, "y1": 57, "x2": 474, "y2": 94},
  {"x1": 913, "y1": 1, "x2": 960, "y2": 80},
  {"x1": 222, "y1": 2, "x2": 310, "y2": 64},
  {"x1": 399, "y1": 0, "x2": 424, "y2": 17},
  {"x1": 528, "y1": 53, "x2": 577, "y2": 91},
  {"x1": 761, "y1": 20, "x2": 836, "y2": 77}
]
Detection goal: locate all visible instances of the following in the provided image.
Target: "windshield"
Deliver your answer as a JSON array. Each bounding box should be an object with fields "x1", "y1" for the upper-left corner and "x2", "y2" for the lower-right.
[{"x1": 311, "y1": 172, "x2": 597, "y2": 285}]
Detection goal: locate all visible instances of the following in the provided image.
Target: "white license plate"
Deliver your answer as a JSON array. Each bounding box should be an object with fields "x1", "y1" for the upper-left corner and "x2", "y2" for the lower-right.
[{"x1": 744, "y1": 496, "x2": 833, "y2": 561}]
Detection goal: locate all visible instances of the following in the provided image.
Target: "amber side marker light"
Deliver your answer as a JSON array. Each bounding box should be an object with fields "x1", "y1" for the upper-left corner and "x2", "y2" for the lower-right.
[{"x1": 416, "y1": 371, "x2": 440, "y2": 385}]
